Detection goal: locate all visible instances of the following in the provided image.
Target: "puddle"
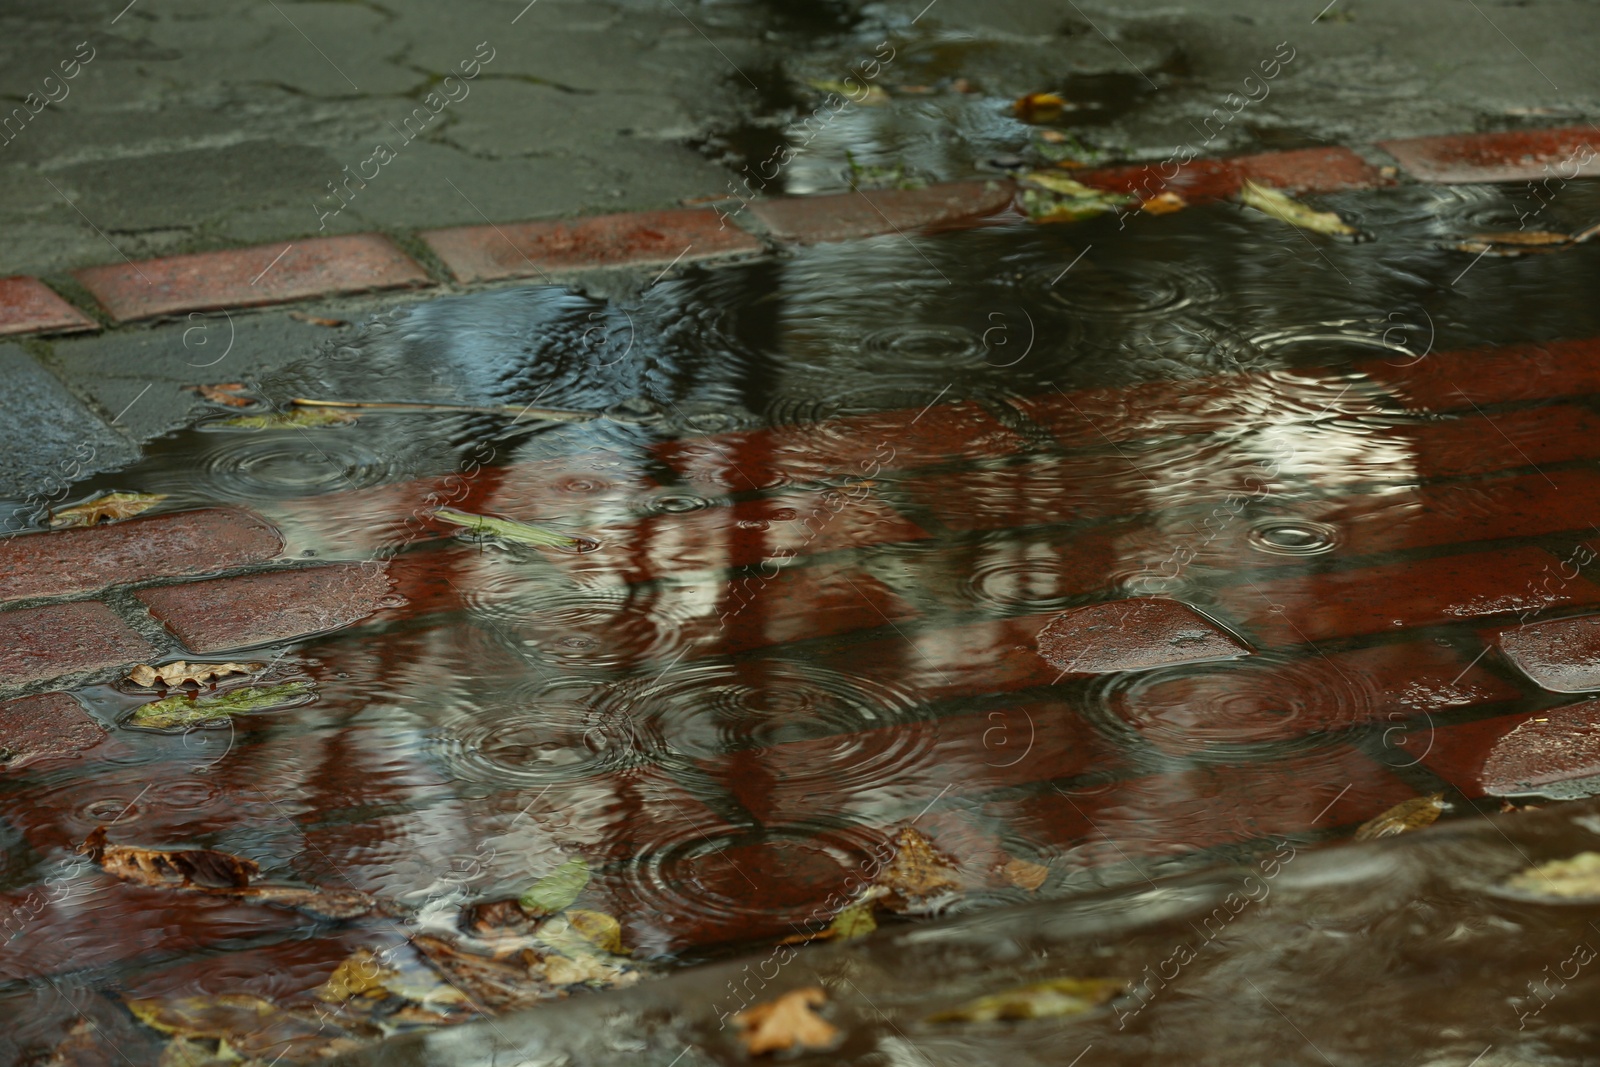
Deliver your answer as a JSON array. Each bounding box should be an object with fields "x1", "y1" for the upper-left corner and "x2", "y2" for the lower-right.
[{"x1": 11, "y1": 177, "x2": 1600, "y2": 1062}]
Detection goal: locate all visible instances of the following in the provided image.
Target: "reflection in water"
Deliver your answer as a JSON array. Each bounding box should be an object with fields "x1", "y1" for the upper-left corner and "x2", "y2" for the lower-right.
[{"x1": 12, "y1": 181, "x2": 1600, "y2": 1063}]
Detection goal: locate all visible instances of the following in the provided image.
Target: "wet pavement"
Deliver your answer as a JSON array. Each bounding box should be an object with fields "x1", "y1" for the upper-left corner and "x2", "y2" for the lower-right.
[
  {"x1": 7, "y1": 170, "x2": 1600, "y2": 1061},
  {"x1": 6, "y1": 1, "x2": 1600, "y2": 1063}
]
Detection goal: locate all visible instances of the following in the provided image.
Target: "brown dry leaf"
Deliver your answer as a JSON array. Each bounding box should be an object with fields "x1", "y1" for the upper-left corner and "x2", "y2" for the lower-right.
[
  {"x1": 734, "y1": 987, "x2": 841, "y2": 1056},
  {"x1": 539, "y1": 952, "x2": 638, "y2": 989},
  {"x1": 926, "y1": 977, "x2": 1127, "y2": 1023},
  {"x1": 1002, "y1": 858, "x2": 1050, "y2": 892},
  {"x1": 411, "y1": 935, "x2": 547, "y2": 1013},
  {"x1": 126, "y1": 661, "x2": 265, "y2": 689},
  {"x1": 50, "y1": 491, "x2": 167, "y2": 528},
  {"x1": 289, "y1": 312, "x2": 349, "y2": 327},
  {"x1": 874, "y1": 827, "x2": 961, "y2": 911},
  {"x1": 463, "y1": 898, "x2": 543, "y2": 943},
  {"x1": 1354, "y1": 793, "x2": 1446, "y2": 841},
  {"x1": 236, "y1": 884, "x2": 377, "y2": 920},
  {"x1": 1140, "y1": 191, "x2": 1188, "y2": 215},
  {"x1": 1013, "y1": 91, "x2": 1067, "y2": 123},
  {"x1": 192, "y1": 383, "x2": 254, "y2": 408},
  {"x1": 80, "y1": 826, "x2": 258, "y2": 890}
]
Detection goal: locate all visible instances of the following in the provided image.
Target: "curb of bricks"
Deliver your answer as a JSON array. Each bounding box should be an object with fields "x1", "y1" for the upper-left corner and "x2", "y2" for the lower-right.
[{"x1": 0, "y1": 125, "x2": 1592, "y2": 337}]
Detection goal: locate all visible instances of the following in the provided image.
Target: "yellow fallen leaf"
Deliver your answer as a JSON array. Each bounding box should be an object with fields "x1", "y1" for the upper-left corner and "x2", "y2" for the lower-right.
[
  {"x1": 1452, "y1": 230, "x2": 1574, "y2": 256},
  {"x1": 50, "y1": 491, "x2": 167, "y2": 528},
  {"x1": 214, "y1": 408, "x2": 357, "y2": 430},
  {"x1": 318, "y1": 948, "x2": 394, "y2": 1002},
  {"x1": 1140, "y1": 191, "x2": 1188, "y2": 215},
  {"x1": 734, "y1": 987, "x2": 841, "y2": 1056},
  {"x1": 1238, "y1": 179, "x2": 1357, "y2": 236},
  {"x1": 1002, "y1": 858, "x2": 1050, "y2": 891},
  {"x1": 781, "y1": 894, "x2": 881, "y2": 944},
  {"x1": 127, "y1": 661, "x2": 265, "y2": 689},
  {"x1": 1354, "y1": 793, "x2": 1446, "y2": 840},
  {"x1": 1019, "y1": 171, "x2": 1101, "y2": 197},
  {"x1": 1504, "y1": 851, "x2": 1600, "y2": 899},
  {"x1": 1018, "y1": 172, "x2": 1134, "y2": 223},
  {"x1": 127, "y1": 995, "x2": 277, "y2": 1038},
  {"x1": 563, "y1": 909, "x2": 627, "y2": 955},
  {"x1": 926, "y1": 977, "x2": 1127, "y2": 1022},
  {"x1": 1013, "y1": 91, "x2": 1067, "y2": 123}
]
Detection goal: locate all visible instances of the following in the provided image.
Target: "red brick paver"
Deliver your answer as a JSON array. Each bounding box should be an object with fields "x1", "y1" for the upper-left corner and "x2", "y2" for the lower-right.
[
  {"x1": 0, "y1": 508, "x2": 283, "y2": 605},
  {"x1": 747, "y1": 180, "x2": 1015, "y2": 244},
  {"x1": 0, "y1": 693, "x2": 105, "y2": 769},
  {"x1": 1036, "y1": 597, "x2": 1250, "y2": 674},
  {"x1": 1496, "y1": 613, "x2": 1600, "y2": 692},
  {"x1": 1357, "y1": 338, "x2": 1600, "y2": 411},
  {"x1": 134, "y1": 563, "x2": 400, "y2": 653},
  {"x1": 74, "y1": 236, "x2": 431, "y2": 322},
  {"x1": 1418, "y1": 704, "x2": 1600, "y2": 797},
  {"x1": 1216, "y1": 546, "x2": 1600, "y2": 647},
  {"x1": 1077, "y1": 147, "x2": 1389, "y2": 204},
  {"x1": 421, "y1": 208, "x2": 762, "y2": 283},
  {"x1": 0, "y1": 601, "x2": 156, "y2": 686},
  {"x1": 1378, "y1": 127, "x2": 1599, "y2": 184},
  {"x1": 0, "y1": 277, "x2": 97, "y2": 337}
]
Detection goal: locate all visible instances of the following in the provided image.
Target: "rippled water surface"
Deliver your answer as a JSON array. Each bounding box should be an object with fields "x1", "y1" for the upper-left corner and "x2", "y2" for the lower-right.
[{"x1": 10, "y1": 178, "x2": 1600, "y2": 1062}]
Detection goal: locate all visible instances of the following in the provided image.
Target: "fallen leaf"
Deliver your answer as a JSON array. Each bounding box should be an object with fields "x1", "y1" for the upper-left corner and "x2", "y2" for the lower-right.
[
  {"x1": 926, "y1": 977, "x2": 1127, "y2": 1023},
  {"x1": 125, "y1": 680, "x2": 316, "y2": 731},
  {"x1": 734, "y1": 987, "x2": 841, "y2": 1056},
  {"x1": 289, "y1": 312, "x2": 349, "y2": 327},
  {"x1": 50, "y1": 491, "x2": 167, "y2": 528},
  {"x1": 319, "y1": 948, "x2": 395, "y2": 1002},
  {"x1": 1013, "y1": 91, "x2": 1067, "y2": 123},
  {"x1": 1018, "y1": 172, "x2": 1133, "y2": 223},
  {"x1": 805, "y1": 78, "x2": 889, "y2": 105},
  {"x1": 535, "y1": 909, "x2": 629, "y2": 957},
  {"x1": 1503, "y1": 851, "x2": 1600, "y2": 899},
  {"x1": 1238, "y1": 179, "x2": 1357, "y2": 236},
  {"x1": 1002, "y1": 858, "x2": 1050, "y2": 891},
  {"x1": 874, "y1": 827, "x2": 961, "y2": 911},
  {"x1": 191, "y1": 383, "x2": 255, "y2": 408},
  {"x1": 519, "y1": 857, "x2": 590, "y2": 915},
  {"x1": 131, "y1": 996, "x2": 373, "y2": 1064},
  {"x1": 80, "y1": 827, "x2": 259, "y2": 890},
  {"x1": 127, "y1": 661, "x2": 265, "y2": 689},
  {"x1": 463, "y1": 898, "x2": 544, "y2": 942},
  {"x1": 1451, "y1": 230, "x2": 1576, "y2": 256},
  {"x1": 410, "y1": 935, "x2": 550, "y2": 1012},
  {"x1": 318, "y1": 947, "x2": 469, "y2": 1008},
  {"x1": 799, "y1": 899, "x2": 879, "y2": 944},
  {"x1": 540, "y1": 953, "x2": 635, "y2": 988},
  {"x1": 1354, "y1": 793, "x2": 1447, "y2": 840},
  {"x1": 213, "y1": 408, "x2": 357, "y2": 430},
  {"x1": 236, "y1": 884, "x2": 378, "y2": 920},
  {"x1": 127, "y1": 995, "x2": 277, "y2": 1038},
  {"x1": 435, "y1": 508, "x2": 595, "y2": 553},
  {"x1": 156, "y1": 1037, "x2": 235, "y2": 1066},
  {"x1": 1140, "y1": 191, "x2": 1188, "y2": 215}
]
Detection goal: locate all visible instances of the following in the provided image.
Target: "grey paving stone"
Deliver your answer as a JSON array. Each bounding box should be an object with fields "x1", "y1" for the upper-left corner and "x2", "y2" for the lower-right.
[{"x1": 0, "y1": 342, "x2": 137, "y2": 514}]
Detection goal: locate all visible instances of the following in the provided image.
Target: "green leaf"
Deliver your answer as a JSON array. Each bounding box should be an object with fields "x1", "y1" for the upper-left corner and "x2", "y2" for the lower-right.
[
  {"x1": 127, "y1": 681, "x2": 316, "y2": 731},
  {"x1": 1238, "y1": 179, "x2": 1356, "y2": 236},
  {"x1": 432, "y1": 508, "x2": 591, "y2": 551},
  {"x1": 519, "y1": 857, "x2": 590, "y2": 915},
  {"x1": 213, "y1": 408, "x2": 357, "y2": 430}
]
